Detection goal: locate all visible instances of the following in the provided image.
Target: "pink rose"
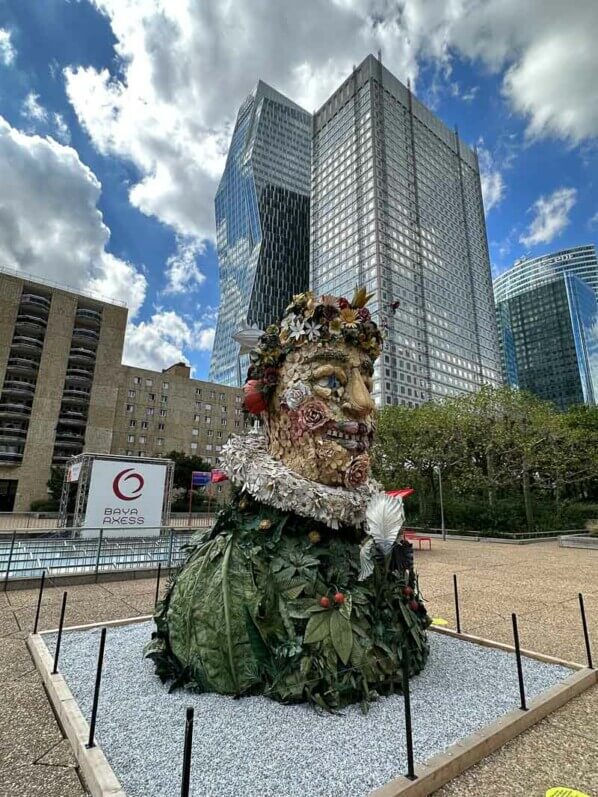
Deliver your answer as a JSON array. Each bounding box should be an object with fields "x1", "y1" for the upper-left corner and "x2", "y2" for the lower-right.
[
  {"x1": 344, "y1": 454, "x2": 370, "y2": 488},
  {"x1": 298, "y1": 399, "x2": 330, "y2": 431}
]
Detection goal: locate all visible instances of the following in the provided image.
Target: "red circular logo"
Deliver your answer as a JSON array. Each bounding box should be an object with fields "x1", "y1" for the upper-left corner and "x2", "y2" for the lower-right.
[{"x1": 112, "y1": 468, "x2": 144, "y2": 501}]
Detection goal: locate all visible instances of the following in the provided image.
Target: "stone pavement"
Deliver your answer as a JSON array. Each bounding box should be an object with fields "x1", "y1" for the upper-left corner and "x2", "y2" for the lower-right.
[{"x1": 0, "y1": 540, "x2": 596, "y2": 796}]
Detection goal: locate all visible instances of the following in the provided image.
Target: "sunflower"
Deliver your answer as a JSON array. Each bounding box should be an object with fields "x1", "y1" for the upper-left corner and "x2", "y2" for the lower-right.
[{"x1": 340, "y1": 307, "x2": 359, "y2": 327}]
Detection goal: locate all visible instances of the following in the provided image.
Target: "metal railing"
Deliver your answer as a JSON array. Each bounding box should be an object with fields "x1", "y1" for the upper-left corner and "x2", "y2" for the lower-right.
[
  {"x1": 0, "y1": 521, "x2": 216, "y2": 583},
  {"x1": 0, "y1": 512, "x2": 216, "y2": 531}
]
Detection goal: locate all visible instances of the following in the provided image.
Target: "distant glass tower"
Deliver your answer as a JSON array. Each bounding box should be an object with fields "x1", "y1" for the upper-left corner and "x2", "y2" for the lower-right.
[
  {"x1": 210, "y1": 81, "x2": 311, "y2": 386},
  {"x1": 310, "y1": 54, "x2": 502, "y2": 407},
  {"x1": 495, "y1": 269, "x2": 598, "y2": 410}
]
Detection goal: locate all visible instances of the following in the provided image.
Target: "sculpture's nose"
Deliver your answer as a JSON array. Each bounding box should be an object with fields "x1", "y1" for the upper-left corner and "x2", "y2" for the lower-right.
[{"x1": 342, "y1": 369, "x2": 375, "y2": 418}]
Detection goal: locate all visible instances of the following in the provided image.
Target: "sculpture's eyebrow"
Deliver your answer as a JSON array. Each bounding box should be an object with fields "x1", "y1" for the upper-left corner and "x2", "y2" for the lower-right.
[{"x1": 304, "y1": 350, "x2": 349, "y2": 364}]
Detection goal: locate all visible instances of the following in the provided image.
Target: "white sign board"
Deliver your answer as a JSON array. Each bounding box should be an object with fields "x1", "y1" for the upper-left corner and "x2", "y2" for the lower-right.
[
  {"x1": 67, "y1": 461, "x2": 82, "y2": 482},
  {"x1": 82, "y1": 460, "x2": 167, "y2": 538}
]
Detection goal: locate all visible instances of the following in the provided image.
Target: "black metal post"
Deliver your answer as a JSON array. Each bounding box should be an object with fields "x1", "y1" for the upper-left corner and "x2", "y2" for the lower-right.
[
  {"x1": 453, "y1": 573, "x2": 461, "y2": 634},
  {"x1": 52, "y1": 591, "x2": 68, "y2": 675},
  {"x1": 33, "y1": 570, "x2": 46, "y2": 634},
  {"x1": 180, "y1": 706, "x2": 194, "y2": 797},
  {"x1": 401, "y1": 645, "x2": 417, "y2": 781},
  {"x1": 87, "y1": 627, "x2": 107, "y2": 748},
  {"x1": 154, "y1": 563, "x2": 162, "y2": 608},
  {"x1": 578, "y1": 593, "x2": 594, "y2": 669},
  {"x1": 3, "y1": 529, "x2": 17, "y2": 591},
  {"x1": 511, "y1": 613, "x2": 527, "y2": 710},
  {"x1": 94, "y1": 529, "x2": 104, "y2": 583},
  {"x1": 167, "y1": 529, "x2": 174, "y2": 569}
]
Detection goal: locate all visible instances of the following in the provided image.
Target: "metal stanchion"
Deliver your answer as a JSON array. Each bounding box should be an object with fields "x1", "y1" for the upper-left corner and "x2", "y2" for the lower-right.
[
  {"x1": 154, "y1": 563, "x2": 162, "y2": 608},
  {"x1": 94, "y1": 529, "x2": 104, "y2": 583},
  {"x1": 511, "y1": 613, "x2": 527, "y2": 710},
  {"x1": 3, "y1": 529, "x2": 17, "y2": 591},
  {"x1": 167, "y1": 529, "x2": 175, "y2": 569},
  {"x1": 453, "y1": 573, "x2": 461, "y2": 634},
  {"x1": 401, "y1": 645, "x2": 417, "y2": 781},
  {"x1": 87, "y1": 628, "x2": 107, "y2": 748},
  {"x1": 52, "y1": 591, "x2": 68, "y2": 675},
  {"x1": 33, "y1": 570, "x2": 46, "y2": 634},
  {"x1": 180, "y1": 706, "x2": 194, "y2": 797},
  {"x1": 578, "y1": 593, "x2": 594, "y2": 669}
]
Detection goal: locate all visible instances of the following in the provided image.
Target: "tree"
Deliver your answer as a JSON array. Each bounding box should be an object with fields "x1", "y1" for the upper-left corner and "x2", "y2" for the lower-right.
[{"x1": 166, "y1": 450, "x2": 212, "y2": 509}]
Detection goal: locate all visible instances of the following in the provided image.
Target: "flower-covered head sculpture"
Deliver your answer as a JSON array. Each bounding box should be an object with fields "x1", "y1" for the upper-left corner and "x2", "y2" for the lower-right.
[{"x1": 242, "y1": 288, "x2": 383, "y2": 488}]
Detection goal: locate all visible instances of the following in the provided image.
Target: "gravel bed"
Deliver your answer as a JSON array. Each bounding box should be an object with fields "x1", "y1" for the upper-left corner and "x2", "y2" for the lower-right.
[{"x1": 45, "y1": 622, "x2": 571, "y2": 797}]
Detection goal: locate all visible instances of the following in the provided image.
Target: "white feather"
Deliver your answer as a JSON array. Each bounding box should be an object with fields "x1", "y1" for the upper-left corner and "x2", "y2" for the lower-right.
[
  {"x1": 366, "y1": 493, "x2": 405, "y2": 555},
  {"x1": 358, "y1": 538, "x2": 375, "y2": 581}
]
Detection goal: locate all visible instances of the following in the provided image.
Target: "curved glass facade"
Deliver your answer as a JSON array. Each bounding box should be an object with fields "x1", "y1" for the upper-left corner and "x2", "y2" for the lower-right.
[
  {"x1": 209, "y1": 82, "x2": 311, "y2": 386},
  {"x1": 494, "y1": 245, "x2": 598, "y2": 304}
]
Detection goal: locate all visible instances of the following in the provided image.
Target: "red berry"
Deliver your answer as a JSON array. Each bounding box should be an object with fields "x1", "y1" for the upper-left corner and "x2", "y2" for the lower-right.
[
  {"x1": 334, "y1": 592, "x2": 345, "y2": 605},
  {"x1": 409, "y1": 599, "x2": 419, "y2": 612},
  {"x1": 403, "y1": 586, "x2": 414, "y2": 597},
  {"x1": 319, "y1": 596, "x2": 330, "y2": 608}
]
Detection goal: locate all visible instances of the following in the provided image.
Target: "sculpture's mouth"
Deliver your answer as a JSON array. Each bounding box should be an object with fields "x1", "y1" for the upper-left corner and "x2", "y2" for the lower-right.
[{"x1": 324, "y1": 421, "x2": 372, "y2": 452}]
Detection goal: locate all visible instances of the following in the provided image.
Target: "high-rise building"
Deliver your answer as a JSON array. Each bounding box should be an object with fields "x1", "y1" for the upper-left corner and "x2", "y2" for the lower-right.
[
  {"x1": 494, "y1": 247, "x2": 598, "y2": 410},
  {"x1": 310, "y1": 54, "x2": 502, "y2": 407},
  {"x1": 209, "y1": 81, "x2": 312, "y2": 386},
  {"x1": 0, "y1": 269, "x2": 245, "y2": 512},
  {"x1": 493, "y1": 245, "x2": 598, "y2": 305}
]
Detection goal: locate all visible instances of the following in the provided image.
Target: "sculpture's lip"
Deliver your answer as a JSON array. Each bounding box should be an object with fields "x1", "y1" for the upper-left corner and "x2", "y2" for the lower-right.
[{"x1": 325, "y1": 420, "x2": 372, "y2": 452}]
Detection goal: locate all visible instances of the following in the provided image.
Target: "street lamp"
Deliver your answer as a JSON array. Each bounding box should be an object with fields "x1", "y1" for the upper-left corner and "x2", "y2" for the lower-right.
[{"x1": 433, "y1": 464, "x2": 446, "y2": 542}]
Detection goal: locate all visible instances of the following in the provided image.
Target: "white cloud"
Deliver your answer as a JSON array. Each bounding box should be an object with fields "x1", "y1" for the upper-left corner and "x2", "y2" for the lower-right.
[
  {"x1": 477, "y1": 146, "x2": 505, "y2": 213},
  {"x1": 52, "y1": 113, "x2": 71, "y2": 144},
  {"x1": 589, "y1": 210, "x2": 598, "y2": 229},
  {"x1": 0, "y1": 28, "x2": 15, "y2": 66},
  {"x1": 22, "y1": 93, "x2": 48, "y2": 122},
  {"x1": 123, "y1": 309, "x2": 215, "y2": 370},
  {"x1": 164, "y1": 237, "x2": 206, "y2": 294},
  {"x1": 0, "y1": 115, "x2": 146, "y2": 315},
  {"x1": 519, "y1": 187, "x2": 577, "y2": 248}
]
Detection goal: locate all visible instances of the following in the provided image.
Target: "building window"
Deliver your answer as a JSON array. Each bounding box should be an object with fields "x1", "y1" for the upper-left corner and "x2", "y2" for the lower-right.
[
  {"x1": 138, "y1": 450, "x2": 144, "y2": 456},
  {"x1": 129, "y1": 420, "x2": 136, "y2": 428},
  {"x1": 148, "y1": 393, "x2": 155, "y2": 401},
  {"x1": 162, "y1": 382, "x2": 169, "y2": 390},
  {"x1": 141, "y1": 421, "x2": 148, "y2": 429},
  {"x1": 210, "y1": 391, "x2": 215, "y2": 399},
  {"x1": 219, "y1": 393, "x2": 225, "y2": 401},
  {"x1": 194, "y1": 414, "x2": 200, "y2": 422},
  {"x1": 190, "y1": 442, "x2": 198, "y2": 451},
  {"x1": 133, "y1": 377, "x2": 141, "y2": 385},
  {"x1": 157, "y1": 438, "x2": 163, "y2": 446},
  {"x1": 205, "y1": 416, "x2": 211, "y2": 424},
  {"x1": 126, "y1": 404, "x2": 134, "y2": 413},
  {"x1": 128, "y1": 390, "x2": 136, "y2": 398},
  {"x1": 216, "y1": 431, "x2": 222, "y2": 438},
  {"x1": 221, "y1": 405, "x2": 227, "y2": 413},
  {"x1": 192, "y1": 428, "x2": 198, "y2": 436},
  {"x1": 145, "y1": 378, "x2": 153, "y2": 387},
  {"x1": 126, "y1": 450, "x2": 133, "y2": 456},
  {"x1": 139, "y1": 435, "x2": 146, "y2": 444},
  {"x1": 234, "y1": 420, "x2": 240, "y2": 428},
  {"x1": 147, "y1": 408, "x2": 154, "y2": 416},
  {"x1": 207, "y1": 430, "x2": 213, "y2": 437},
  {"x1": 195, "y1": 388, "x2": 201, "y2": 396},
  {"x1": 206, "y1": 444, "x2": 212, "y2": 451},
  {"x1": 204, "y1": 403, "x2": 212, "y2": 410},
  {"x1": 221, "y1": 418, "x2": 227, "y2": 426},
  {"x1": 206, "y1": 457, "x2": 212, "y2": 465},
  {"x1": 159, "y1": 409, "x2": 167, "y2": 417},
  {"x1": 127, "y1": 434, "x2": 135, "y2": 443},
  {"x1": 161, "y1": 395, "x2": 168, "y2": 404},
  {"x1": 235, "y1": 396, "x2": 242, "y2": 404},
  {"x1": 158, "y1": 423, "x2": 165, "y2": 431}
]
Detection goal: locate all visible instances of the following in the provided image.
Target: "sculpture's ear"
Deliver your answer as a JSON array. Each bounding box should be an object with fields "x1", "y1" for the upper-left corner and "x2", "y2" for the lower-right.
[{"x1": 233, "y1": 322, "x2": 266, "y2": 354}]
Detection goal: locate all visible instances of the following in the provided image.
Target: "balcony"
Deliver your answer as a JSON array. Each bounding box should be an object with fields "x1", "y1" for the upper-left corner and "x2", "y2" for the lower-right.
[
  {"x1": 0, "y1": 402, "x2": 32, "y2": 418},
  {"x1": 72, "y1": 327, "x2": 99, "y2": 346},
  {"x1": 20, "y1": 293, "x2": 51, "y2": 311},
  {"x1": 12, "y1": 335, "x2": 44, "y2": 352},
  {"x1": 54, "y1": 433, "x2": 85, "y2": 448},
  {"x1": 75, "y1": 307, "x2": 102, "y2": 327},
  {"x1": 15, "y1": 313, "x2": 48, "y2": 332},
  {"x1": 69, "y1": 347, "x2": 96, "y2": 363},
  {"x1": 6, "y1": 356, "x2": 40, "y2": 374},
  {"x1": 62, "y1": 388, "x2": 91, "y2": 404},
  {"x1": 59, "y1": 409, "x2": 87, "y2": 426},
  {"x1": 0, "y1": 448, "x2": 23, "y2": 464},
  {"x1": 2, "y1": 380, "x2": 36, "y2": 396},
  {"x1": 65, "y1": 367, "x2": 94, "y2": 383},
  {"x1": 0, "y1": 429, "x2": 27, "y2": 445},
  {"x1": 52, "y1": 452, "x2": 71, "y2": 463}
]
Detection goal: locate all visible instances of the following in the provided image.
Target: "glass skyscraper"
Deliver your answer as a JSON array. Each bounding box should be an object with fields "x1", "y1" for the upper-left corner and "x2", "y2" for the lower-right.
[
  {"x1": 210, "y1": 81, "x2": 311, "y2": 386},
  {"x1": 494, "y1": 246, "x2": 598, "y2": 409},
  {"x1": 310, "y1": 54, "x2": 502, "y2": 407}
]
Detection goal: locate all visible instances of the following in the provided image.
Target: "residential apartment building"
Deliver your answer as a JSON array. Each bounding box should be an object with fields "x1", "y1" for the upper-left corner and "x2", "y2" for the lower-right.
[
  {"x1": 0, "y1": 269, "x2": 244, "y2": 511},
  {"x1": 210, "y1": 80, "x2": 312, "y2": 386},
  {"x1": 310, "y1": 54, "x2": 502, "y2": 407},
  {"x1": 494, "y1": 247, "x2": 598, "y2": 410}
]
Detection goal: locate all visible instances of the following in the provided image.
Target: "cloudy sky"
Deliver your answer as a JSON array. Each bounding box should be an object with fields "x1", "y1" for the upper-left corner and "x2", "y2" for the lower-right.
[{"x1": 0, "y1": 0, "x2": 596, "y2": 377}]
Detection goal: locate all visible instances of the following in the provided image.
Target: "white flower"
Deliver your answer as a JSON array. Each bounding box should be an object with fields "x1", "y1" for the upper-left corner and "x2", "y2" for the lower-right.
[
  {"x1": 303, "y1": 320, "x2": 322, "y2": 341},
  {"x1": 288, "y1": 317, "x2": 306, "y2": 341},
  {"x1": 282, "y1": 381, "x2": 310, "y2": 410}
]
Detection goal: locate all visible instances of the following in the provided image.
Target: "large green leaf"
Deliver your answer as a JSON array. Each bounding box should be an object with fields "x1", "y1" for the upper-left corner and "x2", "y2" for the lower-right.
[
  {"x1": 304, "y1": 611, "x2": 331, "y2": 644},
  {"x1": 330, "y1": 610, "x2": 353, "y2": 665}
]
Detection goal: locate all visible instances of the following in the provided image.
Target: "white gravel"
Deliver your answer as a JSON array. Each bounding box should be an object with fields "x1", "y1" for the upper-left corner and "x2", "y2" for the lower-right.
[{"x1": 45, "y1": 622, "x2": 571, "y2": 797}]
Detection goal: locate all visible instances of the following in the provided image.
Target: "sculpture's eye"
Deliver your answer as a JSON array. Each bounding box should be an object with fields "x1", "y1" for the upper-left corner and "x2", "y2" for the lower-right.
[{"x1": 327, "y1": 374, "x2": 342, "y2": 390}]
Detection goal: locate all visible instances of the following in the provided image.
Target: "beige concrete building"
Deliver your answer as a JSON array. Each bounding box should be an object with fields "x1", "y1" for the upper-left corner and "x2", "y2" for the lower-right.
[{"x1": 0, "y1": 269, "x2": 244, "y2": 511}]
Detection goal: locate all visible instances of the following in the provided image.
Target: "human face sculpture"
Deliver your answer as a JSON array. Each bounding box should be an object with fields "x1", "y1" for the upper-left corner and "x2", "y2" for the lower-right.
[{"x1": 266, "y1": 340, "x2": 377, "y2": 488}]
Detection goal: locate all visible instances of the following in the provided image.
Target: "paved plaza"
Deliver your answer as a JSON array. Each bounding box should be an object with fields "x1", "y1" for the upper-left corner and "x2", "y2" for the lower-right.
[{"x1": 1, "y1": 539, "x2": 596, "y2": 797}]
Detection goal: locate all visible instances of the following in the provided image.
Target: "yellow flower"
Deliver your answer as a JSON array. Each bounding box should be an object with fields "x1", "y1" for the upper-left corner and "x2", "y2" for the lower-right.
[
  {"x1": 340, "y1": 308, "x2": 359, "y2": 327},
  {"x1": 308, "y1": 530, "x2": 321, "y2": 544},
  {"x1": 329, "y1": 318, "x2": 343, "y2": 334},
  {"x1": 259, "y1": 519, "x2": 272, "y2": 531}
]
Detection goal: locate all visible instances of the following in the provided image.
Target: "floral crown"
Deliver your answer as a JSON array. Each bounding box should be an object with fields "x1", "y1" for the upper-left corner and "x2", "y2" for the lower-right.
[{"x1": 243, "y1": 288, "x2": 383, "y2": 414}]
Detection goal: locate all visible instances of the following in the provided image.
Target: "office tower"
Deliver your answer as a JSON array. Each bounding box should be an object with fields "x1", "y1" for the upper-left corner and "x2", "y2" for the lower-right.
[
  {"x1": 0, "y1": 269, "x2": 245, "y2": 511},
  {"x1": 494, "y1": 248, "x2": 598, "y2": 410},
  {"x1": 209, "y1": 81, "x2": 312, "y2": 386},
  {"x1": 310, "y1": 54, "x2": 502, "y2": 407}
]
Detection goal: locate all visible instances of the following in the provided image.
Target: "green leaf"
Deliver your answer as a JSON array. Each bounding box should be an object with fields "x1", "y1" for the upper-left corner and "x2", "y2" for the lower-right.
[
  {"x1": 330, "y1": 610, "x2": 353, "y2": 665},
  {"x1": 304, "y1": 611, "x2": 331, "y2": 644}
]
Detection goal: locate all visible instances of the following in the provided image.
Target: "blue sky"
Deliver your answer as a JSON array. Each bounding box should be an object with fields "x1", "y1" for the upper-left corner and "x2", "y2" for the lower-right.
[{"x1": 0, "y1": 0, "x2": 596, "y2": 379}]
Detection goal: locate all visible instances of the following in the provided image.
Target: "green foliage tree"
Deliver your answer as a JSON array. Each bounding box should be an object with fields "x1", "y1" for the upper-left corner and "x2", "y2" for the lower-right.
[
  {"x1": 373, "y1": 386, "x2": 598, "y2": 534},
  {"x1": 166, "y1": 450, "x2": 212, "y2": 510}
]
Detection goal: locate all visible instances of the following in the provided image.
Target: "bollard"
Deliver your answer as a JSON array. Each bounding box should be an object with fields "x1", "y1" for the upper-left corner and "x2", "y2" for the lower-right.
[
  {"x1": 180, "y1": 706, "x2": 194, "y2": 797},
  {"x1": 33, "y1": 570, "x2": 46, "y2": 634},
  {"x1": 401, "y1": 645, "x2": 417, "y2": 781},
  {"x1": 3, "y1": 529, "x2": 17, "y2": 591},
  {"x1": 453, "y1": 573, "x2": 461, "y2": 634},
  {"x1": 52, "y1": 592, "x2": 68, "y2": 675},
  {"x1": 154, "y1": 563, "x2": 162, "y2": 609},
  {"x1": 94, "y1": 529, "x2": 104, "y2": 583},
  {"x1": 511, "y1": 613, "x2": 527, "y2": 710},
  {"x1": 578, "y1": 593, "x2": 594, "y2": 669},
  {"x1": 87, "y1": 628, "x2": 107, "y2": 748}
]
